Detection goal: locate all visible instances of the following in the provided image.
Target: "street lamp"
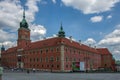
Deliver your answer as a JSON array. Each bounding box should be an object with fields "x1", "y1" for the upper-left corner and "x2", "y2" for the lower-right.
[{"x1": 50, "y1": 58, "x2": 53, "y2": 72}]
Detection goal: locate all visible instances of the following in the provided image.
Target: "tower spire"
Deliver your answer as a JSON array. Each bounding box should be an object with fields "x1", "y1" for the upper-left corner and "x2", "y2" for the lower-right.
[
  {"x1": 60, "y1": 22, "x2": 63, "y2": 30},
  {"x1": 58, "y1": 23, "x2": 65, "y2": 38},
  {"x1": 1, "y1": 44, "x2": 5, "y2": 52},
  {"x1": 23, "y1": 6, "x2": 25, "y2": 18},
  {"x1": 20, "y1": 6, "x2": 28, "y2": 29}
]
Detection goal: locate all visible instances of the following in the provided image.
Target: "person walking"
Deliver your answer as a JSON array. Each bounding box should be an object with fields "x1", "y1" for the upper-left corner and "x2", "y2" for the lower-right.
[{"x1": 27, "y1": 69, "x2": 30, "y2": 74}]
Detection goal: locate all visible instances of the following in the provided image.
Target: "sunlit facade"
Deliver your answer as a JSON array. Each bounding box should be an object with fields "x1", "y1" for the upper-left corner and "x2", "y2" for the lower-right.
[{"x1": 1, "y1": 10, "x2": 115, "y2": 72}]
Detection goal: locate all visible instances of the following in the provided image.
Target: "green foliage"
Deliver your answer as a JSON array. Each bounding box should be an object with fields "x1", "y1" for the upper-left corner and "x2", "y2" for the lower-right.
[{"x1": 116, "y1": 60, "x2": 120, "y2": 64}]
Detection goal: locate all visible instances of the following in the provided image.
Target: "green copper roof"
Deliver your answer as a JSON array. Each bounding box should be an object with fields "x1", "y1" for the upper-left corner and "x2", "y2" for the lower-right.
[
  {"x1": 1, "y1": 44, "x2": 5, "y2": 51},
  {"x1": 20, "y1": 8, "x2": 28, "y2": 29},
  {"x1": 58, "y1": 23, "x2": 65, "y2": 37}
]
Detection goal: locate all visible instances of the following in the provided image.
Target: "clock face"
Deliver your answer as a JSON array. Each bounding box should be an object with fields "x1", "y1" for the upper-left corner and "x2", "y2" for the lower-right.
[{"x1": 25, "y1": 32, "x2": 28, "y2": 35}]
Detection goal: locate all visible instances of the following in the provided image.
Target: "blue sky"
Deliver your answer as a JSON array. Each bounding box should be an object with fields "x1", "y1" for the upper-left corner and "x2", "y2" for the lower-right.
[
  {"x1": 0, "y1": 0, "x2": 120, "y2": 60},
  {"x1": 37, "y1": 0, "x2": 120, "y2": 41}
]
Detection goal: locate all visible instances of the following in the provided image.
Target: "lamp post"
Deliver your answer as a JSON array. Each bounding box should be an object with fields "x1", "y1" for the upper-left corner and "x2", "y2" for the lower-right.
[
  {"x1": 0, "y1": 66, "x2": 3, "y2": 80},
  {"x1": 50, "y1": 58, "x2": 53, "y2": 72}
]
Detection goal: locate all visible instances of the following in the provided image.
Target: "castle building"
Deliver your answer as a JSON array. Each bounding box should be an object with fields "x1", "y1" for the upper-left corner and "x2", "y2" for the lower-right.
[{"x1": 1, "y1": 10, "x2": 115, "y2": 72}]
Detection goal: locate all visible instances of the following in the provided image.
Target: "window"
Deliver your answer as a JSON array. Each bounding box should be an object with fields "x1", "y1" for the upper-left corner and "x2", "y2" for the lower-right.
[
  {"x1": 74, "y1": 50, "x2": 76, "y2": 54},
  {"x1": 57, "y1": 65, "x2": 59, "y2": 68},
  {"x1": 51, "y1": 64, "x2": 54, "y2": 68},
  {"x1": 56, "y1": 57, "x2": 59, "y2": 62},
  {"x1": 37, "y1": 58, "x2": 39, "y2": 62},
  {"x1": 33, "y1": 51, "x2": 35, "y2": 54},
  {"x1": 56, "y1": 47, "x2": 59, "y2": 52},
  {"x1": 30, "y1": 58, "x2": 32, "y2": 62},
  {"x1": 66, "y1": 57, "x2": 68, "y2": 62},
  {"x1": 47, "y1": 65, "x2": 49, "y2": 68},
  {"x1": 42, "y1": 65, "x2": 44, "y2": 68},
  {"x1": 66, "y1": 65, "x2": 68, "y2": 68},
  {"x1": 46, "y1": 49, "x2": 48, "y2": 53},
  {"x1": 40, "y1": 49, "x2": 43, "y2": 54},
  {"x1": 40, "y1": 58, "x2": 42, "y2": 62},
  {"x1": 50, "y1": 57, "x2": 54, "y2": 62},
  {"x1": 51, "y1": 48, "x2": 53, "y2": 52},
  {"x1": 37, "y1": 64, "x2": 39, "y2": 67},
  {"x1": 19, "y1": 35, "x2": 21, "y2": 39},
  {"x1": 33, "y1": 64, "x2": 35, "y2": 67},
  {"x1": 73, "y1": 58, "x2": 76, "y2": 62},
  {"x1": 79, "y1": 51, "x2": 80, "y2": 54},
  {"x1": 46, "y1": 57, "x2": 48, "y2": 62},
  {"x1": 34, "y1": 58, "x2": 35, "y2": 62},
  {"x1": 66, "y1": 47, "x2": 68, "y2": 52}
]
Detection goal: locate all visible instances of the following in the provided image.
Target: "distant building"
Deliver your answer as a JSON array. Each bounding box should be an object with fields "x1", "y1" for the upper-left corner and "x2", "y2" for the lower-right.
[
  {"x1": 116, "y1": 64, "x2": 120, "y2": 72},
  {"x1": 116, "y1": 61, "x2": 120, "y2": 71},
  {"x1": 1, "y1": 10, "x2": 115, "y2": 72}
]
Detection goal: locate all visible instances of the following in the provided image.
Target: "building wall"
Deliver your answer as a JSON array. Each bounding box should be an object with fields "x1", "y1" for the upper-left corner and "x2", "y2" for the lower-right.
[
  {"x1": 1, "y1": 52, "x2": 17, "y2": 68},
  {"x1": 101, "y1": 54, "x2": 114, "y2": 70},
  {"x1": 22, "y1": 46, "x2": 61, "y2": 71},
  {"x1": 1, "y1": 39, "x2": 115, "y2": 72},
  {"x1": 17, "y1": 28, "x2": 31, "y2": 48},
  {"x1": 63, "y1": 46, "x2": 101, "y2": 71},
  {"x1": 60, "y1": 45, "x2": 65, "y2": 71},
  {"x1": 1, "y1": 46, "x2": 62, "y2": 71}
]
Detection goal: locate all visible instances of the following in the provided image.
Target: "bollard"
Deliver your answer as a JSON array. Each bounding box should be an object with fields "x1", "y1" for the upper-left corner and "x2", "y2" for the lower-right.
[{"x1": 0, "y1": 67, "x2": 3, "y2": 80}]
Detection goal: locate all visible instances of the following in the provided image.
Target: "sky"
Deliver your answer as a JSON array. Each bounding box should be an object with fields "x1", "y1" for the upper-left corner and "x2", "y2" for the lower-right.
[{"x1": 0, "y1": 0, "x2": 120, "y2": 60}]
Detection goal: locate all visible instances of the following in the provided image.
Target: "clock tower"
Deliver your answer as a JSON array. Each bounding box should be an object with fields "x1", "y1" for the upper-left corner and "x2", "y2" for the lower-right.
[{"x1": 17, "y1": 9, "x2": 31, "y2": 48}]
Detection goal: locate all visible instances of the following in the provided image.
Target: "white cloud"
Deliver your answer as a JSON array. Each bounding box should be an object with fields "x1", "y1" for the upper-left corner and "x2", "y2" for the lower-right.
[
  {"x1": 0, "y1": 29, "x2": 16, "y2": 42},
  {"x1": 30, "y1": 24, "x2": 47, "y2": 41},
  {"x1": 98, "y1": 26, "x2": 120, "y2": 46},
  {"x1": 116, "y1": 24, "x2": 120, "y2": 29},
  {"x1": 107, "y1": 15, "x2": 112, "y2": 19},
  {"x1": 0, "y1": 0, "x2": 47, "y2": 49},
  {"x1": 0, "y1": 41, "x2": 17, "y2": 49},
  {"x1": 0, "y1": 0, "x2": 22, "y2": 30},
  {"x1": 84, "y1": 38, "x2": 96, "y2": 46},
  {"x1": 61, "y1": 0, "x2": 120, "y2": 14},
  {"x1": 98, "y1": 24, "x2": 120, "y2": 60},
  {"x1": 0, "y1": 0, "x2": 41, "y2": 31},
  {"x1": 25, "y1": 0, "x2": 41, "y2": 23},
  {"x1": 52, "y1": 0, "x2": 56, "y2": 4},
  {"x1": 90, "y1": 16, "x2": 103, "y2": 23},
  {"x1": 67, "y1": 37, "x2": 76, "y2": 42}
]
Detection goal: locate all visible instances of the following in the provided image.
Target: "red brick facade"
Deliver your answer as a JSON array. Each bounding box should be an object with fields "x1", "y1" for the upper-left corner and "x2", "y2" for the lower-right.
[
  {"x1": 1, "y1": 36, "x2": 115, "y2": 72},
  {"x1": 1, "y1": 11, "x2": 115, "y2": 72},
  {"x1": 17, "y1": 28, "x2": 31, "y2": 48}
]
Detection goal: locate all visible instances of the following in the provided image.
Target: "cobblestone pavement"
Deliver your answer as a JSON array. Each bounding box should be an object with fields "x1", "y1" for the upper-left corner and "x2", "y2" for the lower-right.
[{"x1": 2, "y1": 71, "x2": 120, "y2": 80}]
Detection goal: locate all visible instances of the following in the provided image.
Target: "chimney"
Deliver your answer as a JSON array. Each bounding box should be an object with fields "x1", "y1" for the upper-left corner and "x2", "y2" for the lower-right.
[
  {"x1": 69, "y1": 36, "x2": 72, "y2": 43},
  {"x1": 89, "y1": 44, "x2": 91, "y2": 48},
  {"x1": 79, "y1": 40, "x2": 82, "y2": 45},
  {"x1": 94, "y1": 46, "x2": 97, "y2": 49},
  {"x1": 43, "y1": 36, "x2": 46, "y2": 40}
]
